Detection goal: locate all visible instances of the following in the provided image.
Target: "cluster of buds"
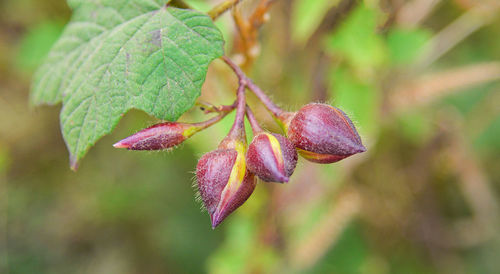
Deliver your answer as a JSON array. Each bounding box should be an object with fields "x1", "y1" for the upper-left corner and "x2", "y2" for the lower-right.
[{"x1": 114, "y1": 57, "x2": 366, "y2": 228}]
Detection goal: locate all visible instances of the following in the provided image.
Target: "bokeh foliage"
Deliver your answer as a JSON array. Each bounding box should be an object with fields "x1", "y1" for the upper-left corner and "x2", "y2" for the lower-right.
[{"x1": 1, "y1": 0, "x2": 500, "y2": 273}]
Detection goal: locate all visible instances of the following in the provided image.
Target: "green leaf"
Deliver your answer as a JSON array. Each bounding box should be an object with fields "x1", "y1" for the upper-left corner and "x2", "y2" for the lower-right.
[{"x1": 30, "y1": 0, "x2": 224, "y2": 169}]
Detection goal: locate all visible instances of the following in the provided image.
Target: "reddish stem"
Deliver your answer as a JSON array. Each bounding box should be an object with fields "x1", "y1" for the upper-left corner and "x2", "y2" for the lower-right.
[
  {"x1": 191, "y1": 105, "x2": 235, "y2": 130},
  {"x1": 221, "y1": 56, "x2": 284, "y2": 118},
  {"x1": 217, "y1": 102, "x2": 238, "y2": 113},
  {"x1": 227, "y1": 81, "x2": 247, "y2": 140},
  {"x1": 197, "y1": 100, "x2": 237, "y2": 114},
  {"x1": 245, "y1": 105, "x2": 264, "y2": 134}
]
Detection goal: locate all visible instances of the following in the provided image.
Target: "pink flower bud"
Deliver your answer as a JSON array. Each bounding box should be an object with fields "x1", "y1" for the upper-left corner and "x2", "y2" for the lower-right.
[
  {"x1": 246, "y1": 133, "x2": 297, "y2": 183},
  {"x1": 113, "y1": 122, "x2": 191, "y2": 150},
  {"x1": 114, "y1": 111, "x2": 231, "y2": 151},
  {"x1": 196, "y1": 141, "x2": 256, "y2": 228},
  {"x1": 287, "y1": 103, "x2": 366, "y2": 163}
]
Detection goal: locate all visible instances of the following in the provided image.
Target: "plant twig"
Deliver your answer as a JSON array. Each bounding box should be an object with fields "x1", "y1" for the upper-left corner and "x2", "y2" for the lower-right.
[
  {"x1": 221, "y1": 56, "x2": 284, "y2": 118},
  {"x1": 232, "y1": 0, "x2": 277, "y2": 69},
  {"x1": 191, "y1": 107, "x2": 234, "y2": 131},
  {"x1": 447, "y1": 126, "x2": 500, "y2": 227},
  {"x1": 196, "y1": 100, "x2": 237, "y2": 114},
  {"x1": 245, "y1": 105, "x2": 264, "y2": 133},
  {"x1": 396, "y1": 0, "x2": 441, "y2": 27},
  {"x1": 391, "y1": 62, "x2": 500, "y2": 111},
  {"x1": 227, "y1": 78, "x2": 247, "y2": 140},
  {"x1": 290, "y1": 189, "x2": 361, "y2": 270},
  {"x1": 231, "y1": 4, "x2": 251, "y2": 68},
  {"x1": 167, "y1": 0, "x2": 191, "y2": 9},
  {"x1": 416, "y1": 4, "x2": 499, "y2": 68},
  {"x1": 208, "y1": 0, "x2": 242, "y2": 20}
]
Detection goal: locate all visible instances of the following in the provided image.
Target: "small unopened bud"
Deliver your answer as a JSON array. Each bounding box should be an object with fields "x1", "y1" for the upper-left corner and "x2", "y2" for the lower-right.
[
  {"x1": 113, "y1": 122, "x2": 193, "y2": 150},
  {"x1": 246, "y1": 133, "x2": 297, "y2": 183},
  {"x1": 113, "y1": 111, "x2": 230, "y2": 150},
  {"x1": 196, "y1": 141, "x2": 256, "y2": 228},
  {"x1": 287, "y1": 103, "x2": 366, "y2": 163}
]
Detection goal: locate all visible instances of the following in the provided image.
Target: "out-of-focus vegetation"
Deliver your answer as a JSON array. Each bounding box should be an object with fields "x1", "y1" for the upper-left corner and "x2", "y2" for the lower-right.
[{"x1": 1, "y1": 0, "x2": 499, "y2": 273}]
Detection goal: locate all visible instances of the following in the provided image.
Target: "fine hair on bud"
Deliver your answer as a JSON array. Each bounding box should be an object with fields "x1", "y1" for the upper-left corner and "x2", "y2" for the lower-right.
[
  {"x1": 246, "y1": 132, "x2": 297, "y2": 183},
  {"x1": 287, "y1": 103, "x2": 366, "y2": 163},
  {"x1": 113, "y1": 122, "x2": 190, "y2": 150},
  {"x1": 196, "y1": 145, "x2": 256, "y2": 228}
]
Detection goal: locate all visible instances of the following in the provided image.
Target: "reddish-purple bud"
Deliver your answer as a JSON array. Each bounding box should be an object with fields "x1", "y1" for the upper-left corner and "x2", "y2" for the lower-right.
[
  {"x1": 287, "y1": 103, "x2": 366, "y2": 163},
  {"x1": 196, "y1": 141, "x2": 256, "y2": 228},
  {"x1": 113, "y1": 122, "x2": 191, "y2": 150},
  {"x1": 114, "y1": 111, "x2": 231, "y2": 151},
  {"x1": 246, "y1": 133, "x2": 297, "y2": 183}
]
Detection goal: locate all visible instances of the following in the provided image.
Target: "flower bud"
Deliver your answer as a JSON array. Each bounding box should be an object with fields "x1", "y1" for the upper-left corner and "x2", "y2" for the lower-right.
[
  {"x1": 113, "y1": 122, "x2": 193, "y2": 150},
  {"x1": 287, "y1": 103, "x2": 366, "y2": 163},
  {"x1": 114, "y1": 111, "x2": 231, "y2": 151},
  {"x1": 196, "y1": 141, "x2": 256, "y2": 228},
  {"x1": 246, "y1": 133, "x2": 297, "y2": 183}
]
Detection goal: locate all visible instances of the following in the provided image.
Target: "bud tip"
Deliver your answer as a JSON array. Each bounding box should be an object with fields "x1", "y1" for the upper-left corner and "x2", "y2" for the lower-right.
[
  {"x1": 112, "y1": 140, "x2": 128, "y2": 149},
  {"x1": 211, "y1": 218, "x2": 219, "y2": 229},
  {"x1": 211, "y1": 213, "x2": 223, "y2": 228},
  {"x1": 358, "y1": 144, "x2": 367, "y2": 153},
  {"x1": 276, "y1": 174, "x2": 289, "y2": 183}
]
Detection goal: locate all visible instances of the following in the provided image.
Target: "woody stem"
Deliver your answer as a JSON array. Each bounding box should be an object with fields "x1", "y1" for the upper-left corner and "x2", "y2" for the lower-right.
[
  {"x1": 227, "y1": 80, "x2": 247, "y2": 140},
  {"x1": 245, "y1": 105, "x2": 264, "y2": 134},
  {"x1": 191, "y1": 105, "x2": 235, "y2": 130},
  {"x1": 196, "y1": 100, "x2": 237, "y2": 114},
  {"x1": 221, "y1": 56, "x2": 284, "y2": 118},
  {"x1": 208, "y1": 0, "x2": 241, "y2": 20}
]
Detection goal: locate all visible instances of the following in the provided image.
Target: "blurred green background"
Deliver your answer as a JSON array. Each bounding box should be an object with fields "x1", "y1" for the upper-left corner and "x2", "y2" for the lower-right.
[{"x1": 1, "y1": 0, "x2": 499, "y2": 273}]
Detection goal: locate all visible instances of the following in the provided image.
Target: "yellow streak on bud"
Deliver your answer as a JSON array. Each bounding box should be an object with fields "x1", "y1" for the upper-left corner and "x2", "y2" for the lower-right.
[
  {"x1": 297, "y1": 148, "x2": 326, "y2": 161},
  {"x1": 264, "y1": 133, "x2": 284, "y2": 169},
  {"x1": 216, "y1": 141, "x2": 247, "y2": 215},
  {"x1": 297, "y1": 148, "x2": 343, "y2": 163},
  {"x1": 182, "y1": 126, "x2": 199, "y2": 138},
  {"x1": 275, "y1": 112, "x2": 295, "y2": 135},
  {"x1": 273, "y1": 116, "x2": 288, "y2": 133},
  {"x1": 226, "y1": 141, "x2": 247, "y2": 189}
]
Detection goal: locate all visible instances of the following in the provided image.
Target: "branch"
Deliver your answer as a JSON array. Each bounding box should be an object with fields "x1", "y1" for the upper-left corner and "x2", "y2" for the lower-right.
[
  {"x1": 168, "y1": 0, "x2": 191, "y2": 9},
  {"x1": 191, "y1": 107, "x2": 234, "y2": 130},
  {"x1": 227, "y1": 78, "x2": 247, "y2": 140},
  {"x1": 196, "y1": 100, "x2": 237, "y2": 114},
  {"x1": 290, "y1": 189, "x2": 361, "y2": 270},
  {"x1": 396, "y1": 0, "x2": 441, "y2": 27},
  {"x1": 232, "y1": 0, "x2": 277, "y2": 69},
  {"x1": 416, "y1": 4, "x2": 499, "y2": 68},
  {"x1": 245, "y1": 105, "x2": 264, "y2": 134},
  {"x1": 391, "y1": 62, "x2": 500, "y2": 111},
  {"x1": 208, "y1": 0, "x2": 242, "y2": 20},
  {"x1": 221, "y1": 56, "x2": 284, "y2": 118}
]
